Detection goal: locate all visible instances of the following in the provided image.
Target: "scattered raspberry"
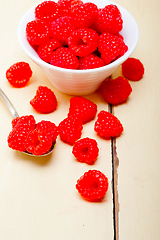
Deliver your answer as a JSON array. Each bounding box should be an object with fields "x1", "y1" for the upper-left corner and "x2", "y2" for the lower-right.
[
  {"x1": 6, "y1": 62, "x2": 33, "y2": 88},
  {"x1": 58, "y1": 115, "x2": 83, "y2": 145},
  {"x1": 24, "y1": 129, "x2": 52, "y2": 155},
  {"x1": 71, "y1": 2, "x2": 98, "y2": 28},
  {"x1": 72, "y1": 137, "x2": 99, "y2": 164},
  {"x1": 92, "y1": 4, "x2": 123, "y2": 34},
  {"x1": 122, "y1": 57, "x2": 145, "y2": 81},
  {"x1": 30, "y1": 86, "x2": 58, "y2": 114},
  {"x1": 102, "y1": 76, "x2": 132, "y2": 105},
  {"x1": 68, "y1": 28, "x2": 99, "y2": 57},
  {"x1": 35, "y1": 1, "x2": 60, "y2": 23},
  {"x1": 50, "y1": 47, "x2": 79, "y2": 69},
  {"x1": 98, "y1": 32, "x2": 128, "y2": 64},
  {"x1": 36, "y1": 120, "x2": 59, "y2": 142},
  {"x1": 76, "y1": 170, "x2": 109, "y2": 201},
  {"x1": 51, "y1": 16, "x2": 76, "y2": 45},
  {"x1": 57, "y1": 0, "x2": 82, "y2": 16},
  {"x1": 79, "y1": 53, "x2": 105, "y2": 70},
  {"x1": 94, "y1": 110, "x2": 123, "y2": 139},
  {"x1": 7, "y1": 115, "x2": 36, "y2": 152},
  {"x1": 68, "y1": 96, "x2": 97, "y2": 124},
  {"x1": 26, "y1": 19, "x2": 50, "y2": 45},
  {"x1": 37, "y1": 38, "x2": 62, "y2": 63}
]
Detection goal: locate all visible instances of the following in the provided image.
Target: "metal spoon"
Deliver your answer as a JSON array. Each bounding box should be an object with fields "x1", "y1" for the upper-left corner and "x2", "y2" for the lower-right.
[{"x1": 0, "y1": 88, "x2": 55, "y2": 156}]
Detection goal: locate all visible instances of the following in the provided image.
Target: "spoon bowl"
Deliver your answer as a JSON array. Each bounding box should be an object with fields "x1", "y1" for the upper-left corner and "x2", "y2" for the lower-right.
[{"x1": 0, "y1": 88, "x2": 55, "y2": 156}]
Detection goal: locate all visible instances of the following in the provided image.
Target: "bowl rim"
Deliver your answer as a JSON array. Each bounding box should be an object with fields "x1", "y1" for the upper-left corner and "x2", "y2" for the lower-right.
[{"x1": 17, "y1": 0, "x2": 139, "y2": 74}]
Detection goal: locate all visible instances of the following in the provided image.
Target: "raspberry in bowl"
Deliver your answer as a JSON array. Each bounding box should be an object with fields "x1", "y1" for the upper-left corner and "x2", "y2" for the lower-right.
[{"x1": 17, "y1": 0, "x2": 139, "y2": 95}]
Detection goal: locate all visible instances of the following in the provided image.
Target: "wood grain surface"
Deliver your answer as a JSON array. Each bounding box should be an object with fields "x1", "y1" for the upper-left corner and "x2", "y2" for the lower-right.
[
  {"x1": 0, "y1": 0, "x2": 159, "y2": 239},
  {"x1": 112, "y1": 0, "x2": 160, "y2": 239}
]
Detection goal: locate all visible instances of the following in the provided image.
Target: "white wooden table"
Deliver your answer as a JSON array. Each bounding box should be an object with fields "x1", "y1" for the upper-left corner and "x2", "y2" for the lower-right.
[{"x1": 0, "y1": 0, "x2": 159, "y2": 239}]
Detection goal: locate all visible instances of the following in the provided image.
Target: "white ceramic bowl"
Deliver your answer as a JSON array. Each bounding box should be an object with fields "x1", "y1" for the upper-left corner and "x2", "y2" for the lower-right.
[{"x1": 17, "y1": 0, "x2": 139, "y2": 96}]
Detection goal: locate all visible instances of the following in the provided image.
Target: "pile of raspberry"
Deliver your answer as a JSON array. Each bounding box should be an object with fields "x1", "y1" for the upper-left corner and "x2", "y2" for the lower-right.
[
  {"x1": 26, "y1": 0, "x2": 128, "y2": 70},
  {"x1": 7, "y1": 115, "x2": 59, "y2": 156}
]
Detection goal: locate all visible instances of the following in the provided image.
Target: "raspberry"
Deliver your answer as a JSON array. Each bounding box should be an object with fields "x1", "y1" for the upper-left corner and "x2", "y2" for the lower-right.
[
  {"x1": 71, "y1": 2, "x2": 98, "y2": 28},
  {"x1": 8, "y1": 128, "x2": 30, "y2": 152},
  {"x1": 24, "y1": 129, "x2": 52, "y2": 155},
  {"x1": 36, "y1": 120, "x2": 59, "y2": 142},
  {"x1": 11, "y1": 117, "x2": 20, "y2": 129},
  {"x1": 102, "y1": 76, "x2": 132, "y2": 105},
  {"x1": 72, "y1": 137, "x2": 99, "y2": 164},
  {"x1": 92, "y1": 4, "x2": 123, "y2": 34},
  {"x1": 94, "y1": 110, "x2": 123, "y2": 139},
  {"x1": 68, "y1": 28, "x2": 99, "y2": 57},
  {"x1": 98, "y1": 32, "x2": 128, "y2": 64},
  {"x1": 35, "y1": 1, "x2": 60, "y2": 23},
  {"x1": 57, "y1": 0, "x2": 82, "y2": 16},
  {"x1": 76, "y1": 170, "x2": 109, "y2": 201},
  {"x1": 6, "y1": 62, "x2": 33, "y2": 88},
  {"x1": 58, "y1": 115, "x2": 83, "y2": 145},
  {"x1": 37, "y1": 38, "x2": 62, "y2": 63},
  {"x1": 30, "y1": 86, "x2": 58, "y2": 114},
  {"x1": 11, "y1": 115, "x2": 36, "y2": 131},
  {"x1": 68, "y1": 96, "x2": 97, "y2": 124},
  {"x1": 50, "y1": 16, "x2": 76, "y2": 45},
  {"x1": 7, "y1": 115, "x2": 36, "y2": 152},
  {"x1": 50, "y1": 47, "x2": 79, "y2": 69},
  {"x1": 79, "y1": 53, "x2": 105, "y2": 70},
  {"x1": 122, "y1": 57, "x2": 145, "y2": 81},
  {"x1": 26, "y1": 19, "x2": 50, "y2": 45}
]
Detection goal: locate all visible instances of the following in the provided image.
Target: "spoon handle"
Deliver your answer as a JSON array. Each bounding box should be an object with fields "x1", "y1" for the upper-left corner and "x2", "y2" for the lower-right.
[{"x1": 0, "y1": 88, "x2": 19, "y2": 118}]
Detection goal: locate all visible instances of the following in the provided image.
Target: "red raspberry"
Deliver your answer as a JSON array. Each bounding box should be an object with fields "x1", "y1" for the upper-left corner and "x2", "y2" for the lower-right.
[
  {"x1": 7, "y1": 115, "x2": 36, "y2": 152},
  {"x1": 6, "y1": 62, "x2": 33, "y2": 88},
  {"x1": 36, "y1": 120, "x2": 59, "y2": 142},
  {"x1": 8, "y1": 128, "x2": 30, "y2": 152},
  {"x1": 37, "y1": 38, "x2": 62, "y2": 63},
  {"x1": 50, "y1": 47, "x2": 79, "y2": 69},
  {"x1": 24, "y1": 129, "x2": 52, "y2": 155},
  {"x1": 72, "y1": 137, "x2": 99, "y2": 164},
  {"x1": 68, "y1": 28, "x2": 99, "y2": 57},
  {"x1": 35, "y1": 1, "x2": 60, "y2": 23},
  {"x1": 98, "y1": 32, "x2": 128, "y2": 64},
  {"x1": 71, "y1": 2, "x2": 98, "y2": 28},
  {"x1": 102, "y1": 76, "x2": 132, "y2": 105},
  {"x1": 58, "y1": 115, "x2": 83, "y2": 145},
  {"x1": 50, "y1": 16, "x2": 76, "y2": 45},
  {"x1": 11, "y1": 117, "x2": 20, "y2": 129},
  {"x1": 76, "y1": 170, "x2": 109, "y2": 201},
  {"x1": 92, "y1": 4, "x2": 123, "y2": 34},
  {"x1": 57, "y1": 0, "x2": 82, "y2": 16},
  {"x1": 11, "y1": 115, "x2": 36, "y2": 131},
  {"x1": 68, "y1": 96, "x2": 97, "y2": 124},
  {"x1": 26, "y1": 19, "x2": 50, "y2": 45},
  {"x1": 94, "y1": 110, "x2": 123, "y2": 139},
  {"x1": 30, "y1": 86, "x2": 58, "y2": 114},
  {"x1": 115, "y1": 33, "x2": 124, "y2": 40},
  {"x1": 79, "y1": 53, "x2": 105, "y2": 70},
  {"x1": 122, "y1": 57, "x2": 145, "y2": 81}
]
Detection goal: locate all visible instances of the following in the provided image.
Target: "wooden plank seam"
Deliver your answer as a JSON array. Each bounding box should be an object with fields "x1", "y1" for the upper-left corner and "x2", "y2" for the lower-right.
[{"x1": 109, "y1": 103, "x2": 119, "y2": 240}]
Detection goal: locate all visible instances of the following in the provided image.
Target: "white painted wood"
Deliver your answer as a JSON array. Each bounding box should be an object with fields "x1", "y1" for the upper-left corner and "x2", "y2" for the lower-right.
[{"x1": 112, "y1": 0, "x2": 160, "y2": 239}]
